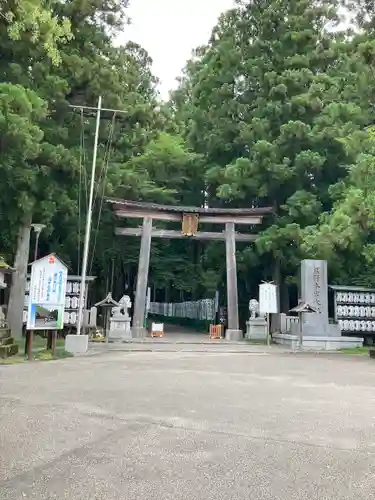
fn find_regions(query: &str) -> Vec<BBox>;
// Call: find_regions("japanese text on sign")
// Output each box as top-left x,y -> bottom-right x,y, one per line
259,283 -> 278,314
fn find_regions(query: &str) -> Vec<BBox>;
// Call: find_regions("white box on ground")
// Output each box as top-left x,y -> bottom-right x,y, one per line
65,334 -> 89,354
259,283 -> 278,314
152,323 -> 164,332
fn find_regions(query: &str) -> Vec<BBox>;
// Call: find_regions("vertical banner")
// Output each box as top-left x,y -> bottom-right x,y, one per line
144,286 -> 151,329
259,282 -> 278,346
214,290 -> 219,313
27,254 -> 68,330
259,283 -> 278,314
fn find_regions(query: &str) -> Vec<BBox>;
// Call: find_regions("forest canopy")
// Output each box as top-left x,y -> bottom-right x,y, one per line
1,0 -> 375,319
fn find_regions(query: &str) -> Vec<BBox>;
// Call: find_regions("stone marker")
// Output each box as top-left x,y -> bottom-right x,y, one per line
300,259 -> 340,337
273,259 -> 363,350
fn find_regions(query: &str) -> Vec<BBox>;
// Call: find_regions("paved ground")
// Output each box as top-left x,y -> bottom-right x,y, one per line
1,346 -> 375,499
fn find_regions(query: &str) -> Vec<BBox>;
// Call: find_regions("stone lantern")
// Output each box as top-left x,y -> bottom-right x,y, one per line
0,257 -> 13,288
0,257 -> 14,327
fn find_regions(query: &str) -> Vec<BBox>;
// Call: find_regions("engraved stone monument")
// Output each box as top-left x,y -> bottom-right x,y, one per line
273,259 -> 363,350
300,259 -> 340,337
108,295 -> 132,342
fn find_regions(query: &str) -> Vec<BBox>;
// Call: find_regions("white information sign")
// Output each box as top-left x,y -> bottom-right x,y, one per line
259,283 -> 278,314
152,323 -> 164,332
27,254 -> 68,330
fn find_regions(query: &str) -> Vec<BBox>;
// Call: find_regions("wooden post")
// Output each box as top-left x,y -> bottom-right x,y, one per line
132,217 -> 153,337
51,330 -> 57,356
27,330 -> 33,361
225,222 -> 242,340
299,312 -> 303,349
47,331 -> 52,349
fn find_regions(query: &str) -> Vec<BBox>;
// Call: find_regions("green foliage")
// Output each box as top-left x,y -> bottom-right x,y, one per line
3,0 -> 375,312
170,0 -> 375,304
1,0 -> 72,64
302,128 -> 375,285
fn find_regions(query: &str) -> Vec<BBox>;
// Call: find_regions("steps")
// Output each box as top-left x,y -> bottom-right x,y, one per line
0,327 -> 19,358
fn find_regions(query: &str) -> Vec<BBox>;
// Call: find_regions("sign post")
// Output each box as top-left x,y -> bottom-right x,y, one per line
144,286 -> 151,329
214,290 -> 219,324
26,254 -> 68,359
259,282 -> 278,346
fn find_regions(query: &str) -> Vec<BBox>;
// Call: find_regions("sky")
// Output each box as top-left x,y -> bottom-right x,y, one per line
119,0 -> 236,98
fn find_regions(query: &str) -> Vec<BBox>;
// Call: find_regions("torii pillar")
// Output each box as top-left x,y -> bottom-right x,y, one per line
225,222 -> 242,340
132,217 -> 152,337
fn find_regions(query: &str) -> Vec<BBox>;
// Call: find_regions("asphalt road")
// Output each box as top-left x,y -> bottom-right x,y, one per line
1,348 -> 375,499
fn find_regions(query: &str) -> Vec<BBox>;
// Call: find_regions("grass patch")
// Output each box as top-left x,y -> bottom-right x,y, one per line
34,349 -> 73,361
339,347 -> 370,356
15,336 -> 65,352
0,337 -> 71,365
90,336 -> 106,343
0,348 -> 73,364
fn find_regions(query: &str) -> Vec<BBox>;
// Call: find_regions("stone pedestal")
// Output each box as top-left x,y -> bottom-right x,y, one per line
0,327 -> 19,358
65,334 -> 89,354
108,315 -> 132,342
273,333 -> 363,350
225,329 -> 243,341
246,318 -> 268,341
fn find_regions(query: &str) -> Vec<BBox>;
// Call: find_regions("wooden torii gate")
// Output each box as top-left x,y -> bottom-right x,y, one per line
106,199 -> 273,340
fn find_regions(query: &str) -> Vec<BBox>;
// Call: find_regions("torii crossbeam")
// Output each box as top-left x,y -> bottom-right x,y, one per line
106,198 -> 273,340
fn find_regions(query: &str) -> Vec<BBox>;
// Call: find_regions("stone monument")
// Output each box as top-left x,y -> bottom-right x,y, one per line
108,295 -> 132,342
299,259 -> 340,337
245,299 -> 268,341
273,259 -> 363,350
0,306 -> 6,327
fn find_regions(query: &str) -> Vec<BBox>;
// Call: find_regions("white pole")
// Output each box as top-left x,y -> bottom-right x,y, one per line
76,96 -> 102,335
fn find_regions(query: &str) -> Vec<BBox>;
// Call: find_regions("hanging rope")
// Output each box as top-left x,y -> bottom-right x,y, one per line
88,112 -> 117,276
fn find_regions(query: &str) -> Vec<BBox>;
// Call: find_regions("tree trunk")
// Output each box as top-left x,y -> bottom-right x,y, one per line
280,281 -> 290,314
7,213 -> 32,339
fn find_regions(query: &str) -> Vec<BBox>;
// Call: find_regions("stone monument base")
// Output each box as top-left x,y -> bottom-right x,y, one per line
273,333 -> 363,351
246,319 -> 267,341
65,334 -> 89,354
108,317 -> 132,342
225,329 -> 243,341
290,321 -> 342,337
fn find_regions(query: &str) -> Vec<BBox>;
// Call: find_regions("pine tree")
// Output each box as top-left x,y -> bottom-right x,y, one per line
175,0 -> 367,309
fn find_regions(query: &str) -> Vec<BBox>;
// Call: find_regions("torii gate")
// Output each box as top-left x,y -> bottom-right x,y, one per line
106,199 -> 273,340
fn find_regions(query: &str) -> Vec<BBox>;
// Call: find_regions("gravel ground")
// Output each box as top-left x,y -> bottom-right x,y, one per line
1,347 -> 375,499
